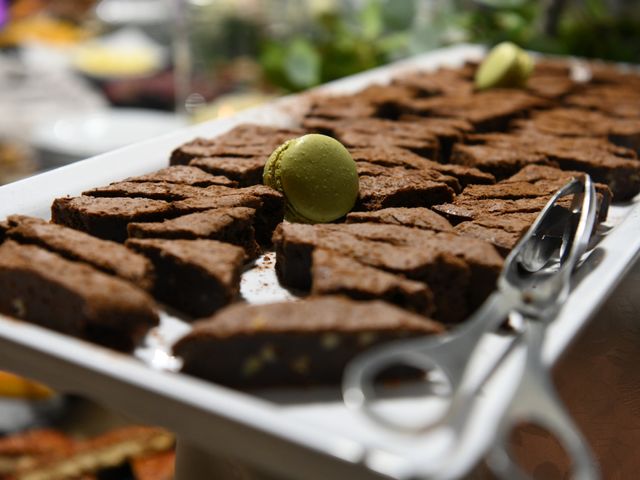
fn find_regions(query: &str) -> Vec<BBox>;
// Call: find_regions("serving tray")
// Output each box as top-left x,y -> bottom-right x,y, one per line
1,44 -> 640,479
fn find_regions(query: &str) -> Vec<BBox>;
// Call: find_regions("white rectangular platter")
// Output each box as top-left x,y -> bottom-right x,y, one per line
1,44 -> 640,479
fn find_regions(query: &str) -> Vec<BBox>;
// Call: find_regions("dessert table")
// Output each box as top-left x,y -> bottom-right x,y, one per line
1,44 -> 640,479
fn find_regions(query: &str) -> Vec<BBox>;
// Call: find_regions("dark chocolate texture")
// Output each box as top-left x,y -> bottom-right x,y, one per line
123,165 -> 237,187
311,249 -> 435,316
5,216 -> 154,290
0,240 -> 158,351
51,196 -> 175,243
173,296 -> 444,387
127,207 -> 260,259
273,222 -> 503,323
126,238 -> 245,318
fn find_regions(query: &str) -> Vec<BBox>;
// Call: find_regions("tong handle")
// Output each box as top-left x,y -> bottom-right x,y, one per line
487,320 -> 600,480
342,294 -> 511,433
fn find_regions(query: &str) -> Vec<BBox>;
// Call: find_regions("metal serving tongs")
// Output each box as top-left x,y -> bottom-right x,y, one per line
343,176 -> 600,479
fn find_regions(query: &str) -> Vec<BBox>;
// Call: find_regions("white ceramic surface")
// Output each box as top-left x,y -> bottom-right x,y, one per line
31,108 -> 186,167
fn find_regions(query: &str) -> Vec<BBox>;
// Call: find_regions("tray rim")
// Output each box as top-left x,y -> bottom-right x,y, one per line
1,43 -> 639,479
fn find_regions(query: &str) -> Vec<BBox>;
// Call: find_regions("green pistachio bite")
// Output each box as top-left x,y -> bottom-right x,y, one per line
263,134 -> 359,223
475,41 -> 533,90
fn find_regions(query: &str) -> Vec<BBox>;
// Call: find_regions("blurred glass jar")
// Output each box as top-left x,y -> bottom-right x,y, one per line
171,0 -> 268,118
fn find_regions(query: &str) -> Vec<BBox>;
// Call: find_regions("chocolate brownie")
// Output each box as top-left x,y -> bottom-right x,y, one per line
273,222 -> 503,322
311,249 -> 435,316
126,238 -> 245,318
173,296 -> 444,387
170,125 -> 305,186
346,207 -> 454,232
397,115 -> 475,161
433,196 -> 554,224
51,196 -> 175,243
127,207 -> 260,259
525,74 -> 577,99
305,84 -> 415,120
462,132 -> 640,200
5,215 -> 154,290
170,124 -> 305,164
356,164 -> 456,211
171,197 -> 278,247
304,95 -> 380,121
83,181 -> 206,202
303,117 -> 440,159
171,192 -> 262,214
513,108 -> 640,154
585,62 -> 640,85
531,59 -> 573,77
504,165 -> 612,220
451,143 -> 553,179
0,240 -> 158,351
434,165 -> 611,252
351,146 -> 495,187
458,180 -> 580,201
122,165 -> 237,187
357,160 -> 460,191
436,167 -> 611,225
187,156 -> 268,187
305,114 -> 474,163
467,131 -> 636,159
564,84 -> 640,119
453,213 -> 536,256
399,89 -> 549,131
172,185 -> 284,245
391,67 -> 474,97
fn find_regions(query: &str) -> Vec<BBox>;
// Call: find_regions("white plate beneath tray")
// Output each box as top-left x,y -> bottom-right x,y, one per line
1,44 -> 640,479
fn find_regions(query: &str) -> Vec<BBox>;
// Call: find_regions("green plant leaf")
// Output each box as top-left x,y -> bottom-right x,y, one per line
361,0 -> 383,39
284,39 -> 321,89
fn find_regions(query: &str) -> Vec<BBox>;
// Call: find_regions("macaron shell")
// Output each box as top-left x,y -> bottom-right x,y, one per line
475,42 -> 519,90
475,42 -> 532,90
514,49 -> 534,86
263,140 -> 291,192
279,134 -> 358,223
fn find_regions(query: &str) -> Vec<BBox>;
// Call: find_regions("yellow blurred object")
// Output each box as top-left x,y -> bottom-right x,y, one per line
73,46 -> 162,79
191,92 -> 277,123
0,15 -> 87,47
0,371 -> 55,400
0,141 -> 36,185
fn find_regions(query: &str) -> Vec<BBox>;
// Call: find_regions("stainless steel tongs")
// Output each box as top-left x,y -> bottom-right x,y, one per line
343,176 -> 600,479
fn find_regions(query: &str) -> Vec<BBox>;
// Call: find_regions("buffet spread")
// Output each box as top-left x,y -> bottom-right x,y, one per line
1,44 -> 640,479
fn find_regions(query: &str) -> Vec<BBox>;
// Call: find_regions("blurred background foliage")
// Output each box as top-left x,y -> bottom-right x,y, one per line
252,0 -> 640,92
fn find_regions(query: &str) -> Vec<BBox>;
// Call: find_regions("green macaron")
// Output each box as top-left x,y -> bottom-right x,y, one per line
263,134 -> 359,223
475,41 -> 533,90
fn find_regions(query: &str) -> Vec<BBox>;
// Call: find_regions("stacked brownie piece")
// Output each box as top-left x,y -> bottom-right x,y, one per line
397,88 -> 550,132
0,216 -> 158,351
272,221 -> 503,323
169,124 -> 306,186
523,60 -> 578,100
174,296 -> 444,388
126,238 -> 245,318
432,165 -> 611,254
49,166 -> 286,321
454,131 -> 640,199
565,83 -> 640,119
513,108 -> 640,155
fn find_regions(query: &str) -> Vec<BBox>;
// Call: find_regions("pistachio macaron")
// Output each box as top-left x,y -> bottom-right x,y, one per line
475,41 -> 533,90
263,134 -> 359,223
